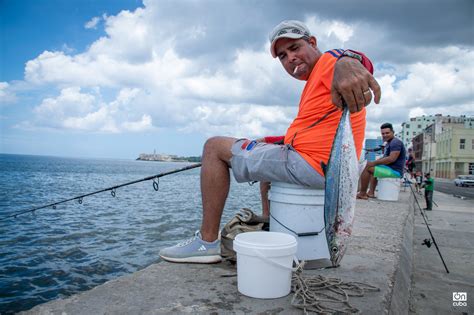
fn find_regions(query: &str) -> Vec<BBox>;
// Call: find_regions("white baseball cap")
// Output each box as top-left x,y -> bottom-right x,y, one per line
269,20 -> 311,58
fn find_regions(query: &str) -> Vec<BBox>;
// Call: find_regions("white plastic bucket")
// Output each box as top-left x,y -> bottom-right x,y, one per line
233,231 -> 297,299
268,182 -> 330,261
377,178 -> 401,201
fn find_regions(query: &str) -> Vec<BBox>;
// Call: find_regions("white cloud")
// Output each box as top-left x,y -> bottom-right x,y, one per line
15,3 -> 474,143
61,44 -> 75,54
24,48 -> 192,89
305,16 -> 354,49
363,47 -> 474,139
393,56 -> 471,109
85,16 -> 101,29
408,107 -> 426,118
28,87 -> 156,133
122,114 -> 153,132
0,82 -> 17,104
33,87 -> 98,127
63,107 -> 118,133
183,103 -> 295,138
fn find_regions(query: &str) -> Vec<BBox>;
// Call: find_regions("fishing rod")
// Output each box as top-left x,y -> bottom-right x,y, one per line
0,163 -> 202,222
407,180 -> 450,273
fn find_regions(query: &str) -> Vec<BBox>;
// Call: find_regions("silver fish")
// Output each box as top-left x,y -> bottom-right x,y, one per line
322,106 -> 359,267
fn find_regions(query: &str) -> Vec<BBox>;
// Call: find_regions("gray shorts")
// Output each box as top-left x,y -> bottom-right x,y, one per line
230,139 -> 325,188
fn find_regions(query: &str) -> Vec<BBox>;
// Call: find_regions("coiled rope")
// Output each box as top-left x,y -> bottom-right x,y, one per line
291,262 -> 380,314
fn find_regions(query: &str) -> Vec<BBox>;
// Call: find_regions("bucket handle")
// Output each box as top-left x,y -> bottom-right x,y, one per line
270,212 -> 324,237
250,249 -> 300,272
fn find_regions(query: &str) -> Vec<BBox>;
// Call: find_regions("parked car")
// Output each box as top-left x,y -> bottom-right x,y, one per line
454,175 -> 474,187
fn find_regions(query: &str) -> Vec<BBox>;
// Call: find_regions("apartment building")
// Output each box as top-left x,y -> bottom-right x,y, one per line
421,124 -> 436,174
411,133 -> 424,172
435,125 -> 474,178
400,114 -> 473,149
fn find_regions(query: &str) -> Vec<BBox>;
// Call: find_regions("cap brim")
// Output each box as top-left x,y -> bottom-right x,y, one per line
270,33 -> 305,58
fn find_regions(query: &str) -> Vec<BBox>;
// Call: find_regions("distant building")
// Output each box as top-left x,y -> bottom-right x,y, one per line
138,153 -> 177,161
436,125 -> 474,178
400,114 -> 474,149
421,124 -> 436,174
412,133 -> 424,172
137,152 -> 201,162
364,138 -> 383,162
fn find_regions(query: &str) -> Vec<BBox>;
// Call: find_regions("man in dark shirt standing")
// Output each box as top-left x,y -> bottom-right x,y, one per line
358,122 -> 406,199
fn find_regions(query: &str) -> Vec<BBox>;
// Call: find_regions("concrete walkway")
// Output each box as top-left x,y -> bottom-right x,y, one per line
409,190 -> 474,314
24,192 -> 414,314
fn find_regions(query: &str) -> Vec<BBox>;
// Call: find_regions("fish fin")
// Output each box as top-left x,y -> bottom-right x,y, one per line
321,162 -> 327,176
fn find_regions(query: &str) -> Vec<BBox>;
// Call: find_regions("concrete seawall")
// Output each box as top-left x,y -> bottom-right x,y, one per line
24,191 -> 413,314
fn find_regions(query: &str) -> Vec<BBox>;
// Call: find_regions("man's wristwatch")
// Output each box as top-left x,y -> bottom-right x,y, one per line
338,50 -> 363,63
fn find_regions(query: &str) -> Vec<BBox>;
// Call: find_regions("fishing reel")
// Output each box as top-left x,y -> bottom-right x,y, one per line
422,238 -> 432,248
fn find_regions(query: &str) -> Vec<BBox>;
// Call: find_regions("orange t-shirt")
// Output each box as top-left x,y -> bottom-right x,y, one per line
284,51 -> 366,177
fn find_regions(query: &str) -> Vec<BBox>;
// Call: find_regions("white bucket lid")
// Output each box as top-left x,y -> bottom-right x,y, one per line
234,231 -> 297,257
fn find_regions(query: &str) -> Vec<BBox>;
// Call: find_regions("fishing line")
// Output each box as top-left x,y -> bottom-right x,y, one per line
406,178 -> 449,273
0,163 -> 202,221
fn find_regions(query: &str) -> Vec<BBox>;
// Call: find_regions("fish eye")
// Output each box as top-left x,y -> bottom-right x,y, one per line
331,246 -> 338,253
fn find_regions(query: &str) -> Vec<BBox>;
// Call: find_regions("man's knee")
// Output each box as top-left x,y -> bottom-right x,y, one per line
203,136 -> 221,153
362,165 -> 374,176
203,136 -> 235,161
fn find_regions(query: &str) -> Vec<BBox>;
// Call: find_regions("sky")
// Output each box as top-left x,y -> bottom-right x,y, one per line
1,0 -> 473,159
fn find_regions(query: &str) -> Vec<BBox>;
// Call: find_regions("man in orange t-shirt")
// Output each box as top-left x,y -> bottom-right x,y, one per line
159,20 -> 380,264
283,49 -> 366,178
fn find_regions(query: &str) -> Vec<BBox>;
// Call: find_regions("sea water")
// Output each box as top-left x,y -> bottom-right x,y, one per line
0,154 -> 261,313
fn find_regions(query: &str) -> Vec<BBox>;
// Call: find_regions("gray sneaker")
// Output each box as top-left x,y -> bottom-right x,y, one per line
159,230 -> 222,263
